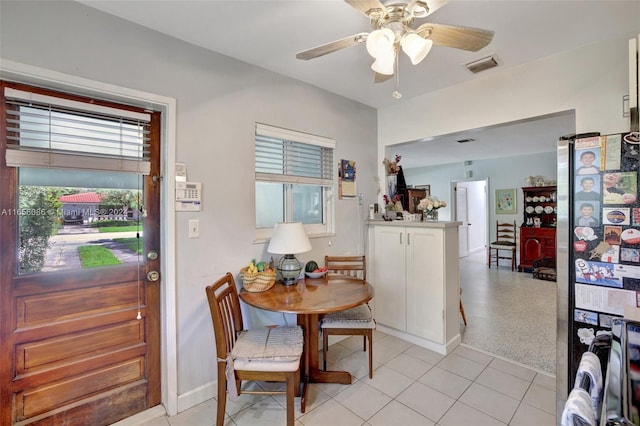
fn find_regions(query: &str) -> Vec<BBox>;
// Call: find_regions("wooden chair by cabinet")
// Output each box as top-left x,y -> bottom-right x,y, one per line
488,221 -> 517,271
320,255 -> 375,379
460,288 -> 467,325
206,273 -> 303,426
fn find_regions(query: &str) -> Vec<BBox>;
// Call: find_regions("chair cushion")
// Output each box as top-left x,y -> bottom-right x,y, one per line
321,318 -> 376,329
321,304 -> 375,329
233,357 -> 300,372
490,241 -> 515,248
232,326 -> 303,364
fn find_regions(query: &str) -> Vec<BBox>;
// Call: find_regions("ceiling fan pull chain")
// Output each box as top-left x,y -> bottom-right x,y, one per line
392,47 -> 402,99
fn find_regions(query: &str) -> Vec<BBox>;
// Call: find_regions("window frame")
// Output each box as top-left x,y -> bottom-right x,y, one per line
254,123 -> 335,241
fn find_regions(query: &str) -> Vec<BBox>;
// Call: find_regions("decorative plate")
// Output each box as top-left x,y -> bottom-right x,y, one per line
535,206 -> 544,214
525,206 -> 534,214
544,206 -> 554,214
532,196 -> 539,202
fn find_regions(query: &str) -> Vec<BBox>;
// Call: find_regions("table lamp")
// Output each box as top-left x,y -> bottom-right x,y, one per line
267,222 -> 312,286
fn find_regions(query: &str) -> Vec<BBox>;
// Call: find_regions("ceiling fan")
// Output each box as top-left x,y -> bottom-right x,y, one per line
296,0 -> 494,98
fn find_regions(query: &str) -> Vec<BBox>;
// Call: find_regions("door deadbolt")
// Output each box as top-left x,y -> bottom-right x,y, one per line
147,270 -> 160,282
147,251 -> 158,260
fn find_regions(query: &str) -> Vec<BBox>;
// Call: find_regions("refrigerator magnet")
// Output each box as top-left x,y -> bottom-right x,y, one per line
602,207 -> 631,225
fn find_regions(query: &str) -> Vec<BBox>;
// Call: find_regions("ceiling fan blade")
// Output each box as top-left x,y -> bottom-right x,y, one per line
344,0 -> 386,18
373,72 -> 393,83
416,22 -> 494,52
296,33 -> 368,60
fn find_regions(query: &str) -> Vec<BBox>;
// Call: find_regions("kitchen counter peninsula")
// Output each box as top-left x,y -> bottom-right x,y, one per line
367,220 -> 462,354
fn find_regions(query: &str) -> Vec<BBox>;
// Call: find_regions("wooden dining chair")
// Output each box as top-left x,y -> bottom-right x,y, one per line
320,255 -> 375,378
460,288 -> 467,325
488,220 -> 517,271
205,272 -> 303,426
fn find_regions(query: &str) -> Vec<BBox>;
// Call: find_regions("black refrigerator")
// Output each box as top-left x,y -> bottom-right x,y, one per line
558,131 -> 640,423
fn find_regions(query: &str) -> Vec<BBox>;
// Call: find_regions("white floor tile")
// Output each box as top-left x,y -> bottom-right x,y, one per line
453,345 -> 495,366
437,353 -> 487,381
396,381 -> 455,422
489,358 -> 538,382
533,372 -> 556,391
367,400 -> 436,426
438,401 -> 507,426
475,367 -> 532,400
510,402 -> 556,426
230,397 -> 289,426
332,380 -> 392,420
418,366 -> 472,399
361,365 -> 415,398
458,383 -> 520,423
385,353 -> 434,379
522,383 -> 556,415
297,399 -> 365,426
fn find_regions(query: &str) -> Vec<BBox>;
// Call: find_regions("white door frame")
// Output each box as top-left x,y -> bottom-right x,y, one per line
452,178 -> 489,256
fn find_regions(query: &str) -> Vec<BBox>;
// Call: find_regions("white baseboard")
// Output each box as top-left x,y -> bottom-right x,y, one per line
176,381 -> 216,413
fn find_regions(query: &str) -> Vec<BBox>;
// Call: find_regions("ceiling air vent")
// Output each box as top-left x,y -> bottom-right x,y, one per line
465,55 -> 498,74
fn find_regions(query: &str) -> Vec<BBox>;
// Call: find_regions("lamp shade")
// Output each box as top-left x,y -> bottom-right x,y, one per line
401,33 -> 432,65
267,222 -> 312,255
366,28 -> 395,59
371,50 -> 395,75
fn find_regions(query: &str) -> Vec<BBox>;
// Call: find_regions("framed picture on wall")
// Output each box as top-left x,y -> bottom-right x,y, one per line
495,188 -> 516,214
415,185 -> 430,196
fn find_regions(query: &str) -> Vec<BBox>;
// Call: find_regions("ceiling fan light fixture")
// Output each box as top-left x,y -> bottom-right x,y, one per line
411,1 -> 429,18
366,28 -> 396,59
401,33 -> 432,65
371,51 -> 395,75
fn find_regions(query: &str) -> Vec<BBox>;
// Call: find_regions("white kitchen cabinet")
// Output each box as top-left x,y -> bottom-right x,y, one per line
369,221 -> 461,354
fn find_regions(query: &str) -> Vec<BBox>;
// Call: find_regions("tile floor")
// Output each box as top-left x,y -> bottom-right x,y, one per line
126,251 -> 558,426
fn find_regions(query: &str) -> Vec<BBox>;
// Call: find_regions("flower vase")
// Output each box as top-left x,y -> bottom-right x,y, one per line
424,209 -> 438,222
386,174 -> 398,198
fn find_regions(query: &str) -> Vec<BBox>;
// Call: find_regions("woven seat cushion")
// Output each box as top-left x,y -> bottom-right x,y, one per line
232,326 -> 303,365
321,318 -> 376,329
321,304 -> 375,329
233,357 -> 300,372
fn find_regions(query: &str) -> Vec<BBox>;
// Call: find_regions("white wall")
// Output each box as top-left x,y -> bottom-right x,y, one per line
404,151 -> 557,228
378,36 -> 633,146
0,0 -> 378,411
377,35 -> 636,207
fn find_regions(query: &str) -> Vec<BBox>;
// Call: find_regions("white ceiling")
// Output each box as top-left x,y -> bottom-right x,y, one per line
76,0 -> 639,167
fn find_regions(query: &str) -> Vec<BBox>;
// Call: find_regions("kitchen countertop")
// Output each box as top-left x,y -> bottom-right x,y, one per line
367,220 -> 462,228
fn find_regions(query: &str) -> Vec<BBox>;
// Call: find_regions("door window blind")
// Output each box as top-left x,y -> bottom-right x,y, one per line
4,86 -> 151,174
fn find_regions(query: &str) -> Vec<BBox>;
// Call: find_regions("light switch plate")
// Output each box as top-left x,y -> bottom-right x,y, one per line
189,219 -> 199,238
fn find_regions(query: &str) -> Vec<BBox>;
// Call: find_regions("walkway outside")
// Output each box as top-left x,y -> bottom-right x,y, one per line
43,224 -> 139,272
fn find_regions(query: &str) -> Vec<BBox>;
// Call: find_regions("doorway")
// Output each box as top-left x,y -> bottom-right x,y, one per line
0,81 -> 162,424
454,179 -> 488,257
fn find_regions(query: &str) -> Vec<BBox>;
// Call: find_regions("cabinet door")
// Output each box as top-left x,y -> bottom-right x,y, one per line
372,226 -> 406,331
406,227 -> 444,343
522,237 -> 543,265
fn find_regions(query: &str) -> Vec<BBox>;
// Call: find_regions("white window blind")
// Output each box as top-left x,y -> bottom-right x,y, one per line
255,123 -> 334,186
4,87 -> 151,174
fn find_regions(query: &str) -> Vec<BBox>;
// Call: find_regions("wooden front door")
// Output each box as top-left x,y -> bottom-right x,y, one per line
0,82 -> 162,425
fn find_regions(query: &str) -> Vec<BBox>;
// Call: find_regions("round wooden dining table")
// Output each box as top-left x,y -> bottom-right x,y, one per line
239,276 -> 373,412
